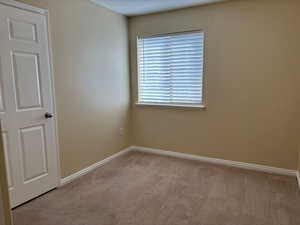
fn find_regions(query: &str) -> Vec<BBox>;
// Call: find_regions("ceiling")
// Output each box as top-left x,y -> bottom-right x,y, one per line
91,0 -> 226,16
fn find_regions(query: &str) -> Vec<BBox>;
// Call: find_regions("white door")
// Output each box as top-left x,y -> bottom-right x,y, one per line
0,3 -> 59,208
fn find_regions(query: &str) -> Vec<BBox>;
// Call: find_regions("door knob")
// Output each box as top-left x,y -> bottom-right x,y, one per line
45,112 -> 54,119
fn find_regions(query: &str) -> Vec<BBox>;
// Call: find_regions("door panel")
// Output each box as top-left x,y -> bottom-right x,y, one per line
0,3 -> 59,207
8,19 -> 37,43
12,52 -> 42,110
19,125 -> 48,183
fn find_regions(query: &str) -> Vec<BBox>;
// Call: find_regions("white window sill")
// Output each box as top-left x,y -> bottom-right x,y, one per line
135,102 -> 206,109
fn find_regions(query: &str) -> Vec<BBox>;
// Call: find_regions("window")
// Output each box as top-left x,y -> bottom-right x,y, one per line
137,31 -> 205,108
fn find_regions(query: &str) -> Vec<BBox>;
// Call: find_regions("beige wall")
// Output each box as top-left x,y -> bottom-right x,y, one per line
129,0 -> 300,170
13,0 -> 300,176
17,0 -> 130,177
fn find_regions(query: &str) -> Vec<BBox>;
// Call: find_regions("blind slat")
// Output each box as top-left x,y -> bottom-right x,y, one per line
138,32 -> 204,105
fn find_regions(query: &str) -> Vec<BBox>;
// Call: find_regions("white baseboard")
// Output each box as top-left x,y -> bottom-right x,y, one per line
60,147 -> 131,186
297,172 -> 300,191
60,145 -> 297,187
129,146 -> 297,177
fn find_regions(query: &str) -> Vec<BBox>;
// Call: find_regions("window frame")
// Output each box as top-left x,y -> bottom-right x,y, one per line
136,30 -> 206,109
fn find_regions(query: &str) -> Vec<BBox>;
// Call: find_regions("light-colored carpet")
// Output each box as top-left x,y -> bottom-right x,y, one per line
13,151 -> 300,225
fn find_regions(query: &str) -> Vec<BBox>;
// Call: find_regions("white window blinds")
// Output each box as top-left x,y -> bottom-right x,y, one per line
137,31 -> 204,107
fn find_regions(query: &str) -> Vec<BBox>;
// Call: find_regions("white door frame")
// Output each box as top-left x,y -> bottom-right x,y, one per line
0,124 -> 12,225
0,0 -> 61,188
